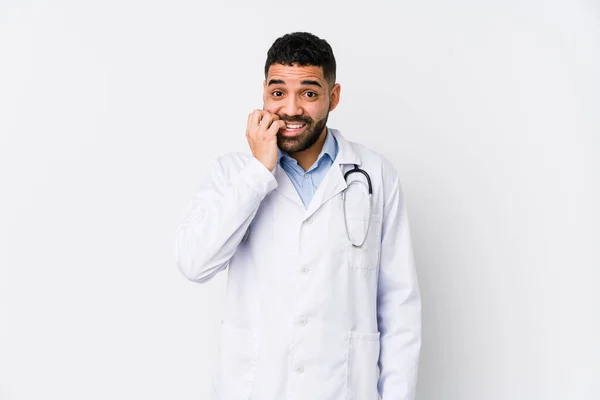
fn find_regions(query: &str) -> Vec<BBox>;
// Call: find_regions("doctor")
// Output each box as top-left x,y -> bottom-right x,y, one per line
173,32 -> 421,400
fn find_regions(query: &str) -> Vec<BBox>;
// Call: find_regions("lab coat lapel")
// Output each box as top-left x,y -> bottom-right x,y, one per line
305,129 -> 361,218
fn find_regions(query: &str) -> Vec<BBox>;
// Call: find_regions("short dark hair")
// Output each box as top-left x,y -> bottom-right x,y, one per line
264,32 -> 336,87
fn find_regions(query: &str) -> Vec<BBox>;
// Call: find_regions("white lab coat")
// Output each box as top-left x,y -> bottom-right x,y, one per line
173,128 -> 421,400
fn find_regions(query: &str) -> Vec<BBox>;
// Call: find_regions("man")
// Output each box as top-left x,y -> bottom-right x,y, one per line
172,32 -> 421,400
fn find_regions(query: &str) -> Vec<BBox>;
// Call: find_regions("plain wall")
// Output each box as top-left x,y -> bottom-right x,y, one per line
1,0 -> 598,399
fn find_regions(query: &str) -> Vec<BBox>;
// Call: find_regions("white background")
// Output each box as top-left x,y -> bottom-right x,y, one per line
1,0 -> 599,399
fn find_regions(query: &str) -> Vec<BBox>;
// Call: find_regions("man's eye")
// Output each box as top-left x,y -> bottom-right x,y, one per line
272,91 -> 284,97
305,92 -> 317,98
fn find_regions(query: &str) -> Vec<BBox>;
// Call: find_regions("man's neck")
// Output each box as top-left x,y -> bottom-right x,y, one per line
287,127 -> 327,172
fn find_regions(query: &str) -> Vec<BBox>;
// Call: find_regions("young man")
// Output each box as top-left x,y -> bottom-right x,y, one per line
173,32 -> 421,400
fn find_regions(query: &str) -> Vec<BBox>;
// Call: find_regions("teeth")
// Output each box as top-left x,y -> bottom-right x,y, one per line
286,124 -> 305,129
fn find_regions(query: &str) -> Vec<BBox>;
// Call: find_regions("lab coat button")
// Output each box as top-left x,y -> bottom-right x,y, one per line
298,316 -> 307,325
296,366 -> 304,374
299,267 -> 309,273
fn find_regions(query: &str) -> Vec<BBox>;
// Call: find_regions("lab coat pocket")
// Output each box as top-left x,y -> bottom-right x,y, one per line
346,218 -> 382,270
215,322 -> 259,400
346,330 -> 381,400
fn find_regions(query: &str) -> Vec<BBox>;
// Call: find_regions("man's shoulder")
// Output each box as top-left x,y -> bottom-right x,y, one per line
337,132 -> 404,206
342,136 -> 399,181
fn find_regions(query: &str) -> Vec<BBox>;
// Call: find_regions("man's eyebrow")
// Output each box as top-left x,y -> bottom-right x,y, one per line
300,80 -> 323,88
267,79 -> 285,86
267,79 -> 323,88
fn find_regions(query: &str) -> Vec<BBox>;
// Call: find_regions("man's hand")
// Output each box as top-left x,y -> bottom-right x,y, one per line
246,110 -> 286,172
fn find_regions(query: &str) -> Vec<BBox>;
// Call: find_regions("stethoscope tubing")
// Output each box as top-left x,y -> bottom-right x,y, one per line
342,164 -> 373,248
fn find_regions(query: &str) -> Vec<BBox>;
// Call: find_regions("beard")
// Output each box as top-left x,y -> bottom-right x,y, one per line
276,111 -> 329,154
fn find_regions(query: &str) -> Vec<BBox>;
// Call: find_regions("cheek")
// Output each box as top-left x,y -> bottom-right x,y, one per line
262,97 -> 278,111
308,104 -> 329,121
262,103 -> 277,113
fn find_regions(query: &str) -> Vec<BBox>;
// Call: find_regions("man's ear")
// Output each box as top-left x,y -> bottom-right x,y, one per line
329,83 -> 341,111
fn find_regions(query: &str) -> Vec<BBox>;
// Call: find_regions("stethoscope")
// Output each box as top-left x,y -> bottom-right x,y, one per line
341,164 -> 373,248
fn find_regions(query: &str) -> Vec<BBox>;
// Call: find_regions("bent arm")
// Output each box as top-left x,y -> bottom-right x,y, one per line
377,176 -> 422,399
172,155 -> 277,283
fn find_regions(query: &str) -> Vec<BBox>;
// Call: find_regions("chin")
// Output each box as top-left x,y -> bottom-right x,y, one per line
277,140 -> 305,154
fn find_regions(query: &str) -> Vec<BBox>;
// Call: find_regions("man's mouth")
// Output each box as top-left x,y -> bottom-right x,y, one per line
280,122 -> 308,136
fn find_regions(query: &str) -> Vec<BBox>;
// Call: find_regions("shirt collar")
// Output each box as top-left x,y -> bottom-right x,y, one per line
278,127 -> 338,170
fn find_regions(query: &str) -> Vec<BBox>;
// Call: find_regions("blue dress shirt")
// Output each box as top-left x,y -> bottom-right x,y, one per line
277,128 -> 339,209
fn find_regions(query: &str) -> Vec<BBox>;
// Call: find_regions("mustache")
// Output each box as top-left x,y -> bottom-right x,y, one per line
278,115 -> 312,124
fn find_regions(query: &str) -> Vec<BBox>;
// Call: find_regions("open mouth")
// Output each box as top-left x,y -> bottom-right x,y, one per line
280,122 -> 308,136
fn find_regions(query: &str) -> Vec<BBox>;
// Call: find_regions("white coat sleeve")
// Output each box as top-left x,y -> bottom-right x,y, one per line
377,174 -> 422,400
172,155 -> 278,283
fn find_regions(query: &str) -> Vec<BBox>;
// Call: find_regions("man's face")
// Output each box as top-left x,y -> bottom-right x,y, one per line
263,63 -> 340,154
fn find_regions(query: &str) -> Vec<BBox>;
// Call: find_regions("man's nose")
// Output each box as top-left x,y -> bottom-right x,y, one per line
281,96 -> 303,116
